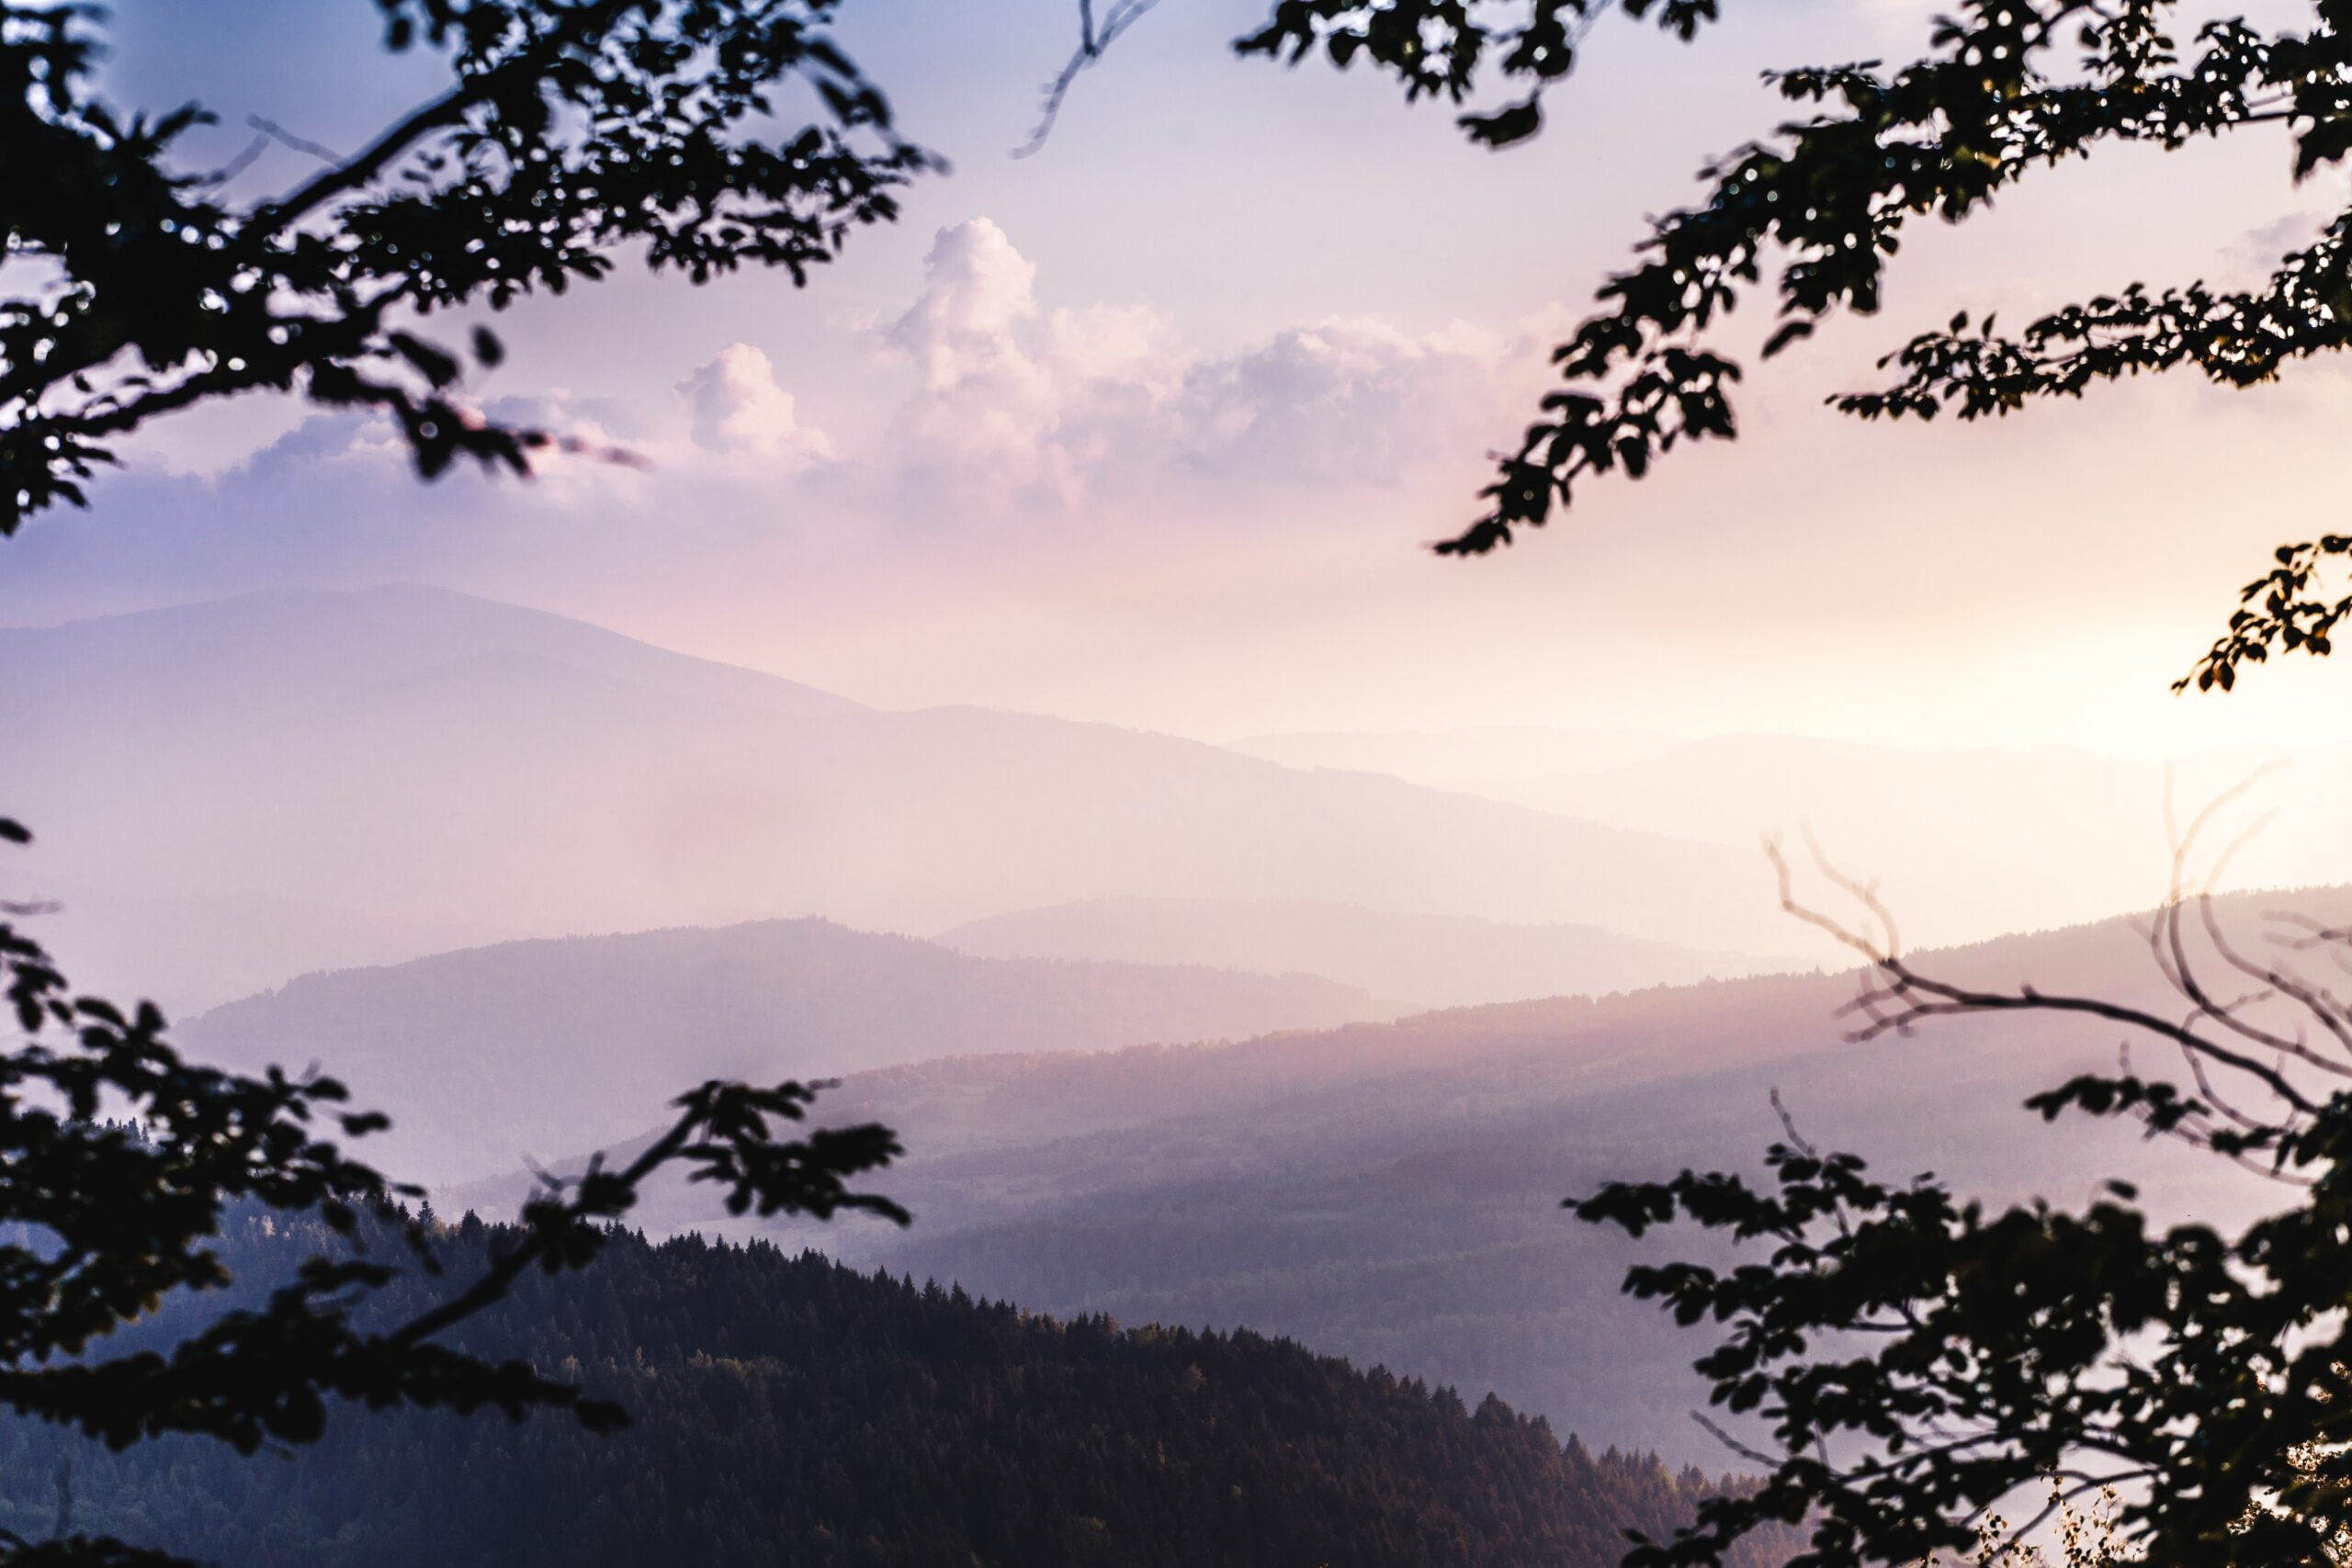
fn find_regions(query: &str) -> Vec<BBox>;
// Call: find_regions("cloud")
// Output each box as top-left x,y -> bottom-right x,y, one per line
677,344 -> 836,467
881,219 -> 1182,502
876,218 -> 1544,508
886,219 -> 1045,391
10,218 -> 1566,629
1170,318 -> 1525,485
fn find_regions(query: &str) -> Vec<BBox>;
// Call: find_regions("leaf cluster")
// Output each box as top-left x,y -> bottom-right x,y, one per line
1565,837 -> 2352,1568
0,818 -> 902,1568
2177,535 -> 2352,694
0,0 -> 934,532
1240,0 -> 2352,684
1237,0 -> 1723,146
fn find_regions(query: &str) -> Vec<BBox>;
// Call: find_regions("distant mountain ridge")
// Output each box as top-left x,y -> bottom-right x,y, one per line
0,582 -> 861,727
182,915 -> 1411,1184
941,897 -> 1768,1009
1227,727 -> 1684,786
3,585 -> 1804,1012
1232,728 -> 2352,951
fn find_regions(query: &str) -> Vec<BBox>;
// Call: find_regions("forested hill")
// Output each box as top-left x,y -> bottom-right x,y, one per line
0,1219 -> 1789,1568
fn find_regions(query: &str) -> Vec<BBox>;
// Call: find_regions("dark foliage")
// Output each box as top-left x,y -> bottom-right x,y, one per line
0,0 -> 933,533
3,9 -> 933,1561
0,824 -> 902,1568
1238,0 -> 2352,688
0,1216 -> 1795,1568
1558,828 -> 2352,1568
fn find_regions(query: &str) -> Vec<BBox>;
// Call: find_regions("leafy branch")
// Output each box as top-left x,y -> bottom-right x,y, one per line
0,816 -> 902,1568
0,0 -> 938,533
1238,0 -> 2352,688
1566,793 -> 2352,1568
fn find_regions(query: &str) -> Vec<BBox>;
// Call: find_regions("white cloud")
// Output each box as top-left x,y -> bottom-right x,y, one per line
676,344 -> 836,468
876,218 -> 1548,508
82,221 -> 1562,570
1170,317 -> 1527,485
887,220 -> 1044,391
880,219 -> 1182,502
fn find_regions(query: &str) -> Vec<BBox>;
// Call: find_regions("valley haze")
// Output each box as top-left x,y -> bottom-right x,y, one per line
14,586 -> 2341,1468
16,5 -> 2352,1564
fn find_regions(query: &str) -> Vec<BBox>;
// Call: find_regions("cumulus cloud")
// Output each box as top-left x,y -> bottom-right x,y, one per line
197,220 -> 1549,530
40,217 -> 1561,623
876,218 -> 1551,508
677,344 -> 835,467
1170,318 -> 1524,485
880,220 -> 1182,502
887,220 -> 1046,391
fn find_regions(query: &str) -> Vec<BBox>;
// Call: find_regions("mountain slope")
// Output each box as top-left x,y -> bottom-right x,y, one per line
181,917 -> 1410,1184
469,886 -> 2352,1462
940,897 -> 1767,1008
3,585 -> 1804,1011
0,581 -> 860,730
7,1221 -> 1794,1568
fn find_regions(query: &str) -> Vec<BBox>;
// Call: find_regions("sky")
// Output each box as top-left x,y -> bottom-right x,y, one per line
8,0 -> 2352,755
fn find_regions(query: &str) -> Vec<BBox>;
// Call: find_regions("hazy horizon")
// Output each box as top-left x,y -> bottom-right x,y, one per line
14,577 -> 2352,764
15,4 -> 2352,1552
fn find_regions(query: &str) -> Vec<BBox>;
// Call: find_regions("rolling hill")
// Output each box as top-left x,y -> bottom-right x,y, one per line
1236,729 -> 2352,952
179,917 -> 1412,1185
939,897 -> 1767,1009
1227,728 -> 1685,788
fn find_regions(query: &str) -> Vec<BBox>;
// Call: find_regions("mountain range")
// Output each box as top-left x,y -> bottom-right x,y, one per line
448,886 -> 2352,1462
1235,728 -> 2352,951
2,586 -> 1800,1013
18,586 -> 2339,1019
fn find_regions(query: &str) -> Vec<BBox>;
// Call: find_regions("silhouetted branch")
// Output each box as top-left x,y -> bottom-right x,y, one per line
244,116 -> 346,168
1771,773 -> 2352,1183
1013,0 -> 1162,157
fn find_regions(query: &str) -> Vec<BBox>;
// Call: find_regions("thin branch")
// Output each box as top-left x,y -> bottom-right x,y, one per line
1012,0 -> 1161,158
1690,1409 -> 1780,1468
380,1099 -> 702,1351
1768,837 -> 2325,1119
245,116 -> 348,168
252,0 -> 636,235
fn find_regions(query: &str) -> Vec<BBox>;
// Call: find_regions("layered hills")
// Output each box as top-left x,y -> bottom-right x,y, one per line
453,886 -> 2352,1461
1,586 -> 1800,1014
1235,728 -> 2352,951
180,917 -> 1412,1185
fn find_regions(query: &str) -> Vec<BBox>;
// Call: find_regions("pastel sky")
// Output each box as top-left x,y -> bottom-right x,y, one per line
11,0 -> 2352,753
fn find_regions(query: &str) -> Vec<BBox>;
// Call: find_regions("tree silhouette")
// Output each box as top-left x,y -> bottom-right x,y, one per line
1,0 -> 932,530
1563,800 -> 2352,1568
1238,0 -> 2352,689
0,5 -> 925,1562
0,818 -> 903,1567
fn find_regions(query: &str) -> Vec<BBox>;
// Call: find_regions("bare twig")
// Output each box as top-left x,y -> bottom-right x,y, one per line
1766,790 -> 2331,1125
1012,0 -> 1162,157
246,116 -> 349,168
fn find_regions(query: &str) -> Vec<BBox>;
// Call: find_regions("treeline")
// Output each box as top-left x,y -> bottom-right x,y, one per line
0,1213 -> 1794,1568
